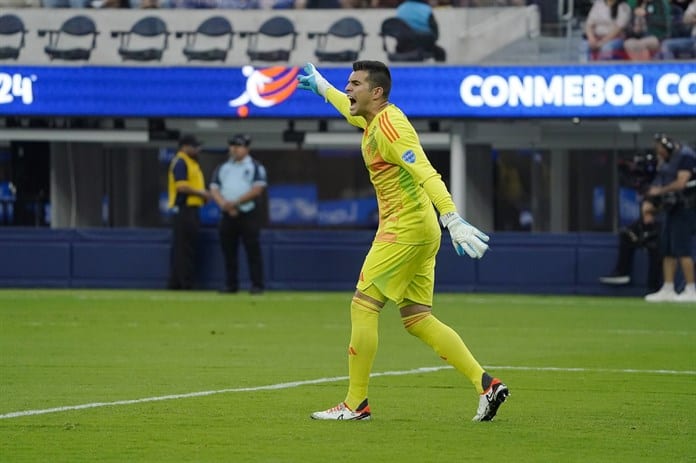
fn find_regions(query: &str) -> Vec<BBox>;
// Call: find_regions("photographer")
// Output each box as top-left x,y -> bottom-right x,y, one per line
601,151 -> 661,291
644,134 -> 696,302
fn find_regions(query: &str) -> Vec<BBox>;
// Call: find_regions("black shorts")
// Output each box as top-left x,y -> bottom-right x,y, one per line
660,208 -> 696,257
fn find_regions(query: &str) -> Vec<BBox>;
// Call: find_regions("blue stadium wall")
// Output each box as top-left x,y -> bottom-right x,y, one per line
0,229 -> 657,296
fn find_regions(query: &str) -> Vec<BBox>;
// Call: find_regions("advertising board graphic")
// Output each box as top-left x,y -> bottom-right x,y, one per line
0,63 -> 694,118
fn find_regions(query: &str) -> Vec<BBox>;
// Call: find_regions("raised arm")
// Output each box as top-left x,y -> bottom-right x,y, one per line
297,63 -> 366,129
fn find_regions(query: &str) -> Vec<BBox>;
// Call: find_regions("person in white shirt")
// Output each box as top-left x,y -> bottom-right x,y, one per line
584,0 -> 632,59
209,134 -> 268,294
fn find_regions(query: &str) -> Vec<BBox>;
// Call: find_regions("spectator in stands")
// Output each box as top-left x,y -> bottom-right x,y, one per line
42,0 -> 87,6
295,0 -> 346,8
3,0 -> 41,6
91,0 -> 131,7
168,0 -> 210,7
575,0 -> 596,17
370,0 -> 402,7
584,0 -> 632,60
666,0 -> 691,37
624,0 -> 671,60
259,0 -> 295,7
167,134 -> 211,291
395,0 -> 447,61
660,0 -> 696,59
455,0 -> 528,5
600,199 -> 662,292
170,0 -> 260,8
397,0 -> 437,33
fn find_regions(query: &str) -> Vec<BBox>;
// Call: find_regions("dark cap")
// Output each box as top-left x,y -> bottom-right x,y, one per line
179,134 -> 201,148
228,134 -> 251,147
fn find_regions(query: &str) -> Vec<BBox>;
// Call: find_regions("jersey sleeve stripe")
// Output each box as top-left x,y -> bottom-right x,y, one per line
379,113 -> 400,143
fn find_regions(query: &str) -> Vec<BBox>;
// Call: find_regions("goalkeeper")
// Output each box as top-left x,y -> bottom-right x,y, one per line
298,61 -> 509,422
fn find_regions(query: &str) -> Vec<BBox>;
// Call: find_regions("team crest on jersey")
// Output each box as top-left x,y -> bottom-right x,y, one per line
401,150 -> 416,164
364,135 -> 378,163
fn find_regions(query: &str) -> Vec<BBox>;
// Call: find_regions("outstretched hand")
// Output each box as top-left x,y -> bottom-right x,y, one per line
296,63 -> 331,98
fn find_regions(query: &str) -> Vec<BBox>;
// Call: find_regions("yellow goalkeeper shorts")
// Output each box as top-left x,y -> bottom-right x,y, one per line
356,239 -> 440,307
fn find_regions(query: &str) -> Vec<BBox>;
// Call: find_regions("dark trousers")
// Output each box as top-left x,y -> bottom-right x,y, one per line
168,206 -> 200,290
614,221 -> 662,292
219,210 -> 264,291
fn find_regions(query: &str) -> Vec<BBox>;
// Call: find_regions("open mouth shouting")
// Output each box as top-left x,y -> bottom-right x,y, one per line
348,94 -> 356,109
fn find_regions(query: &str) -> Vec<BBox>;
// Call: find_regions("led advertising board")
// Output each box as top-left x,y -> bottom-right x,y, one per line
0,63 -> 694,118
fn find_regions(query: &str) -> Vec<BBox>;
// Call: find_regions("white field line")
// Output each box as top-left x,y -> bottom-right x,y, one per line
1,364 -> 695,420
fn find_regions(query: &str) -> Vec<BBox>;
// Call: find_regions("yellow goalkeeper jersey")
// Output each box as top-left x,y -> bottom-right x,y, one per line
327,88 -> 456,245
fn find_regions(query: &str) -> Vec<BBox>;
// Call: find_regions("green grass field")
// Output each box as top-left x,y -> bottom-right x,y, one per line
1,290 -> 694,462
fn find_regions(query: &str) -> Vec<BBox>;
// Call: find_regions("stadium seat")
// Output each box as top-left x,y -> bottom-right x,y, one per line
308,16 -> 366,63
379,17 -> 435,62
241,16 -> 297,63
0,14 -> 27,61
176,16 -> 234,63
38,15 -> 98,61
112,16 -> 170,62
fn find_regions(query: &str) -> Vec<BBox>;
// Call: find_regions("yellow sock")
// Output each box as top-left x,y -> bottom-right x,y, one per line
345,296 -> 380,410
403,312 -> 485,393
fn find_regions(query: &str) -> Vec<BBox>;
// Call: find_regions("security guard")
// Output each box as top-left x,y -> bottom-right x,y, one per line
210,134 -> 267,294
167,134 -> 210,290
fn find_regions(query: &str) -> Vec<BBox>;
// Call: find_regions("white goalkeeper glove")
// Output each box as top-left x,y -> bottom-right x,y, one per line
440,212 -> 490,259
296,63 -> 332,99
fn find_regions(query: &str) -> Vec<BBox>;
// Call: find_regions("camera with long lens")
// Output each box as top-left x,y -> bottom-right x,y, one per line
618,152 -> 657,194
651,179 -> 696,212
645,150 -> 696,211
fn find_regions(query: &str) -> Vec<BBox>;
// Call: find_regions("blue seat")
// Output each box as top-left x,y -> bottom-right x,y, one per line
176,16 -> 234,62
38,15 -> 98,61
0,14 -> 27,61
242,16 -> 297,63
309,16 -> 366,63
112,16 -> 170,62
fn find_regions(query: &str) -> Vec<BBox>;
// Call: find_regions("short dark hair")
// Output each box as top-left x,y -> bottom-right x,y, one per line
353,60 -> 391,100
178,134 -> 201,148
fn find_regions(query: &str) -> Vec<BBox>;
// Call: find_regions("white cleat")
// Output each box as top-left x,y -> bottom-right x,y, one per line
644,287 -> 678,302
473,379 -> 509,422
599,274 -> 631,285
674,289 -> 696,303
310,399 -> 371,421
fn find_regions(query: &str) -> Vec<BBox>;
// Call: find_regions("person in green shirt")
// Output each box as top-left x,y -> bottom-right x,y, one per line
624,0 -> 671,60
